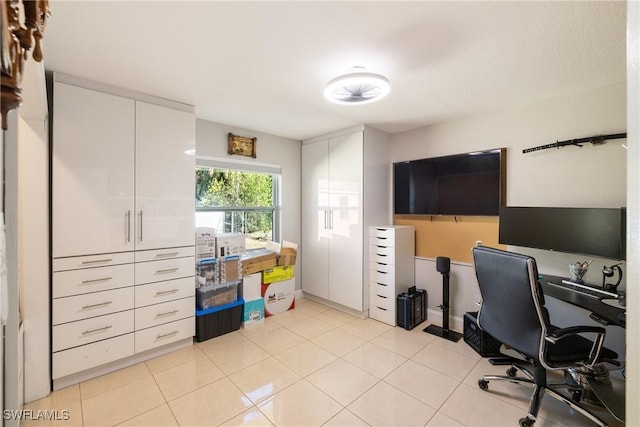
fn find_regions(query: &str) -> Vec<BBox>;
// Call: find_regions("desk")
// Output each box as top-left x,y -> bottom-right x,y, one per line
540,274 -> 626,422
540,274 -> 625,328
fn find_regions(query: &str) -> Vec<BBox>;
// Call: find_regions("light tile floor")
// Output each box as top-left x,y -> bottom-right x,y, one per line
22,298 -> 624,427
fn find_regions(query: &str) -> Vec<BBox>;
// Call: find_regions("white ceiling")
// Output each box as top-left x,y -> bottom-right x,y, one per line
42,1 -> 626,141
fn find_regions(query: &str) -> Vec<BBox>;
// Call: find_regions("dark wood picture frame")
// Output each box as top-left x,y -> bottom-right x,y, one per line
228,132 -> 257,158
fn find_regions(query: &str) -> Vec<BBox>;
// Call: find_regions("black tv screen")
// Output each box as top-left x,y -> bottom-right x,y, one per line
499,207 -> 626,260
394,149 -> 505,216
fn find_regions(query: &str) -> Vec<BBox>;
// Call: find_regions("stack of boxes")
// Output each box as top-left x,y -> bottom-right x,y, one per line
194,230 -> 245,342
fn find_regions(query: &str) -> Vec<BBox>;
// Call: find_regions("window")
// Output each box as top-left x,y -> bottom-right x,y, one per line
195,157 -> 280,249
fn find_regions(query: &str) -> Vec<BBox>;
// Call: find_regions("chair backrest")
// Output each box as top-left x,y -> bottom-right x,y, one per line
472,246 -> 549,363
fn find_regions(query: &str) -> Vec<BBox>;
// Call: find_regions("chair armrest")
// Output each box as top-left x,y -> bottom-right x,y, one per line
545,325 -> 606,343
545,325 -> 607,368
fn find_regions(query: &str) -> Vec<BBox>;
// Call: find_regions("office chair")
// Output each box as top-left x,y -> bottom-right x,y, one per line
472,246 -> 618,427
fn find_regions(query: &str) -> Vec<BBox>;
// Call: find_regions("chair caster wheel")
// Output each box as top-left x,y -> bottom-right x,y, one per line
571,389 -> 582,402
519,417 -> 535,427
478,379 -> 489,391
507,367 -> 518,377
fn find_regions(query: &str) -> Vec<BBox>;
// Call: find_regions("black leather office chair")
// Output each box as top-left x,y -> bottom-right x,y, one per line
472,246 -> 618,427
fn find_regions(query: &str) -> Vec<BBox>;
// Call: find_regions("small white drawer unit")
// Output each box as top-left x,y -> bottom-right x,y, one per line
368,226 -> 415,326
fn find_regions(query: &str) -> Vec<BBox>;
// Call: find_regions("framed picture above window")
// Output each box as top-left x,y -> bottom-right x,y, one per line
228,133 -> 257,158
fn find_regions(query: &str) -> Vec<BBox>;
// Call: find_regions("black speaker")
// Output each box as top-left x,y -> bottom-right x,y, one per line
436,256 -> 450,274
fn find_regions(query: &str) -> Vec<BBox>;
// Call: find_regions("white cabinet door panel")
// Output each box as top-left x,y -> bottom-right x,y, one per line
135,102 -> 195,251
52,82 -> 135,258
328,132 -> 363,310
301,140 -> 330,300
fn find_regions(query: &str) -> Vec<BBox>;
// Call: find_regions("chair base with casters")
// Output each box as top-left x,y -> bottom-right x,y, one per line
478,361 -> 612,427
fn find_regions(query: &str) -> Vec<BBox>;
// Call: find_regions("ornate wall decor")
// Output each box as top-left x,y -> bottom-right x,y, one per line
1,0 -> 50,130
228,132 -> 257,158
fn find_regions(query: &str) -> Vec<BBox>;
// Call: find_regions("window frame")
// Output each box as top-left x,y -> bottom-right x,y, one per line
195,155 -> 281,244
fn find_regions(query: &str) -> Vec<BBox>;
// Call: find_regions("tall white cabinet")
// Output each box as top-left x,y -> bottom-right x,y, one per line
369,226 -> 415,326
51,74 -> 195,388
301,126 -> 390,313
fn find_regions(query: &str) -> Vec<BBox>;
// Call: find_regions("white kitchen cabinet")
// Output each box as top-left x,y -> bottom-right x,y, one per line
301,126 -> 390,313
368,226 -> 415,325
50,74 -> 195,388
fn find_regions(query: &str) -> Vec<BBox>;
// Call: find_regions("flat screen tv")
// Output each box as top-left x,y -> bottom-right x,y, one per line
394,149 -> 505,216
499,206 -> 626,260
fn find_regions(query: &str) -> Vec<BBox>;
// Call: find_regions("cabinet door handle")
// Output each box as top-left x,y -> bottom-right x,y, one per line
156,330 -> 179,339
155,252 -> 179,258
126,210 -> 131,243
82,325 -> 112,335
323,210 -> 328,229
138,210 -> 143,242
156,268 -> 179,275
81,258 -> 112,265
155,288 -> 179,296
329,210 -> 333,229
81,301 -> 112,310
81,277 -> 113,284
156,310 -> 179,318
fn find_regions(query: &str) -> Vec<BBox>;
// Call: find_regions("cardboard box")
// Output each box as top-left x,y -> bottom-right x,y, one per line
261,278 -> 295,317
215,233 -> 246,257
242,272 -> 262,301
196,258 -> 219,287
196,280 -> 240,310
262,265 -> 294,284
266,240 -> 298,266
241,249 -> 277,275
196,228 -> 216,260
242,297 -> 265,327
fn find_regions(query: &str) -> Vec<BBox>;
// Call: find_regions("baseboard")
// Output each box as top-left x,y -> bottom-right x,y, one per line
299,292 -> 367,318
426,308 -> 465,334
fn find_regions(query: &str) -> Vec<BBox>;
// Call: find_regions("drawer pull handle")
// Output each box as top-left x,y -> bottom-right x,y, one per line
82,325 -> 112,335
155,288 -> 179,296
81,301 -> 113,310
377,306 -> 388,311
81,277 -> 113,284
376,262 -> 388,266
377,270 -> 387,274
156,330 -> 179,339
376,254 -> 388,257
81,258 -> 113,265
156,268 -> 179,274
156,310 -> 179,318
155,252 -> 180,258
377,294 -> 387,299
376,282 -> 388,286
376,237 -> 388,240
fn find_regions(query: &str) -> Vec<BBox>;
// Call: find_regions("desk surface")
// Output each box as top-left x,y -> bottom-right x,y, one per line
540,274 -> 626,328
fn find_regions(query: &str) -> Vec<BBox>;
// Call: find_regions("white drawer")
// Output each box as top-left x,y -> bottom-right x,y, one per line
134,317 -> 194,354
135,246 -> 195,263
369,252 -> 395,265
370,261 -> 395,275
369,245 -> 395,257
52,333 -> 134,379
53,287 -> 134,325
135,277 -> 194,307
369,227 -> 396,240
53,263 -> 134,298
370,281 -> 395,299
369,289 -> 394,309
135,256 -> 195,285
135,296 -> 194,330
53,252 -> 134,272
369,304 -> 395,326
53,310 -> 134,352
370,269 -> 394,286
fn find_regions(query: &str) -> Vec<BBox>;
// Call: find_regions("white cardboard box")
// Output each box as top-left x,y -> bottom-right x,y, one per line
261,278 -> 295,317
215,233 -> 246,257
242,272 -> 262,301
196,228 -> 216,260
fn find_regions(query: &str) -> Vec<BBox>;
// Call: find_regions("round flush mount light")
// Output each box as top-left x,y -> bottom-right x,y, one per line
324,68 -> 390,105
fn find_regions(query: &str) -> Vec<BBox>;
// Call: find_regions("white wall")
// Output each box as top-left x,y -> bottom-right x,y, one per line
195,120 -> 302,289
390,83 -> 627,338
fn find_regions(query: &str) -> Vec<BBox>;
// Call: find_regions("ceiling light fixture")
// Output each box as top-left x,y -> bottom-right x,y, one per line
324,67 -> 390,105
